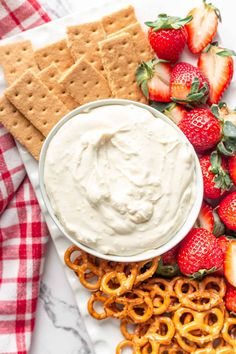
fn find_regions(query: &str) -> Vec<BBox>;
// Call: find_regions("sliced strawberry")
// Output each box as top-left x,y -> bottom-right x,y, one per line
186,1 -> 221,54
198,202 -> 225,236
136,59 -> 172,102
228,155 -> 236,186
225,283 -> 236,314
198,201 -> 214,232
163,103 -> 186,125
224,240 -> 236,287
198,44 -> 235,105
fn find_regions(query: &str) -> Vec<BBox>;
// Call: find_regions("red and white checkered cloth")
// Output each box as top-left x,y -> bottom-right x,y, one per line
0,1 -> 50,353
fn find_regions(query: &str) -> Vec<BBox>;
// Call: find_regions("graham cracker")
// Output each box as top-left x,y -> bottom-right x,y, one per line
109,22 -> 154,62
0,40 -> 38,86
99,33 -> 146,103
34,39 -> 74,72
59,58 -> 112,105
38,64 -> 78,111
102,6 -> 137,35
5,70 -> 69,137
0,96 -> 44,160
67,21 -> 105,72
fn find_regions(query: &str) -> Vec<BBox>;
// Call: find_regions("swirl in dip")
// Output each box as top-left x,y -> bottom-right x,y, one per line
44,104 -> 196,256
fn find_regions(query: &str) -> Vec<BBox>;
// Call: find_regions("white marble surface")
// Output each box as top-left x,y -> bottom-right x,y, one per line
30,241 -> 92,354
30,1 -> 103,353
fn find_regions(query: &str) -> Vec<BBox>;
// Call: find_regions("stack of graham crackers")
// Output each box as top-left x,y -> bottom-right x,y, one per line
0,6 -> 154,160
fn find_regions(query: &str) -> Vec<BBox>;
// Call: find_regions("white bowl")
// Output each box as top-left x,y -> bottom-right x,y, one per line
39,99 -> 203,262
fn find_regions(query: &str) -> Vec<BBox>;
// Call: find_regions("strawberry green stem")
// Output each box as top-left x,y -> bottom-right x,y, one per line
210,151 -> 233,191
145,14 -> 192,31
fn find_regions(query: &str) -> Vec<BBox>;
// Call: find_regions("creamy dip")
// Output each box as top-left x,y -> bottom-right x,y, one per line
44,104 -> 196,256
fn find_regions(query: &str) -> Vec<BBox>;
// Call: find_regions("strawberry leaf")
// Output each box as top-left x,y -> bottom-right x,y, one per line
217,140 -> 236,156
223,121 -> 236,138
145,14 -> 192,31
136,60 -> 154,99
210,151 -> 233,191
218,102 -> 227,109
156,258 -> 180,278
141,81 -> 149,98
217,49 -> 236,57
212,209 -> 225,236
217,121 -> 236,156
150,101 -> 174,112
172,79 -> 209,108
211,104 -> 223,121
190,267 -> 216,279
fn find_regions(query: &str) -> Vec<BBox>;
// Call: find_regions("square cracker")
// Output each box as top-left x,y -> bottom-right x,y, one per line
0,96 -> 44,160
59,58 -> 112,105
67,21 -> 105,72
34,39 -> 74,72
99,33 -> 146,103
5,70 -> 69,137
0,40 -> 38,86
109,22 -> 154,62
102,6 -> 137,34
38,64 -> 78,111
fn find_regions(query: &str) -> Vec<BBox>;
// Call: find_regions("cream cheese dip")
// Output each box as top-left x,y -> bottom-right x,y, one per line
44,104 -> 196,256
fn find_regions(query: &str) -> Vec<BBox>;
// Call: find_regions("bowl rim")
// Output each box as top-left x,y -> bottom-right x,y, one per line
39,98 -> 203,262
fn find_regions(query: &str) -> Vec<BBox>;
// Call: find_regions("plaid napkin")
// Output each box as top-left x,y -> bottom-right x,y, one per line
0,1 -> 50,353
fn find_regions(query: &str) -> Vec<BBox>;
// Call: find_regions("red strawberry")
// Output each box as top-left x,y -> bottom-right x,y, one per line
198,202 -> 225,236
163,103 -> 186,125
136,59 -> 172,102
162,244 -> 179,265
228,155 -> 236,186
218,191 -> 236,231
145,14 -> 192,63
224,240 -> 236,287
198,44 -> 235,105
186,1 -> 221,54
198,201 -> 214,232
170,62 -> 209,107
178,108 -> 221,153
225,284 -> 236,313
199,152 -> 232,200
217,235 -> 231,255
177,228 -> 223,278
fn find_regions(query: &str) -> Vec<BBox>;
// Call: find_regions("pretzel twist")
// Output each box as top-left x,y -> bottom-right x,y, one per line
199,276 -> 227,298
222,317 -> 236,347
173,307 -> 224,344
87,291 -> 108,320
100,263 -> 138,296
180,290 -> 222,311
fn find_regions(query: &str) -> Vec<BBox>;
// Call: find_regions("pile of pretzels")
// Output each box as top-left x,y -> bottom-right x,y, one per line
64,245 -> 236,353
